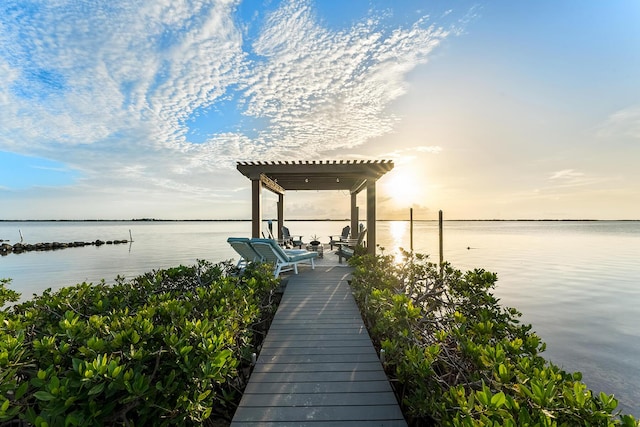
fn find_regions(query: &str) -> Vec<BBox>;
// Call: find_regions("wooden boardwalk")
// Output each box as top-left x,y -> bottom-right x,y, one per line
231,263 -> 407,426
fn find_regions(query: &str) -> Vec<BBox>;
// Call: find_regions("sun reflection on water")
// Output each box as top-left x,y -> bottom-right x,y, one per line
388,221 -> 408,264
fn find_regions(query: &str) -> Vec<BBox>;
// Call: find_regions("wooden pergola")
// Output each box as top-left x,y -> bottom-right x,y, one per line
237,160 -> 394,254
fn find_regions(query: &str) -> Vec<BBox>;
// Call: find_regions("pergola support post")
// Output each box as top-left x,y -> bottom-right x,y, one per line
251,179 -> 262,238
366,181 -> 376,254
350,194 -> 358,238
277,195 -> 284,241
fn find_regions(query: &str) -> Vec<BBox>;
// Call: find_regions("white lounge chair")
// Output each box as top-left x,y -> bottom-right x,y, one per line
250,238 -> 318,277
227,237 -> 263,270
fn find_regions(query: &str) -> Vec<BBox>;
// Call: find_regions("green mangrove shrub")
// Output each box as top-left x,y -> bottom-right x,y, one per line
0,260 -> 280,426
349,250 -> 638,427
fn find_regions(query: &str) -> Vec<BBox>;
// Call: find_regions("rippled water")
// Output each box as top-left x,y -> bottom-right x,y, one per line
1,220 -> 639,415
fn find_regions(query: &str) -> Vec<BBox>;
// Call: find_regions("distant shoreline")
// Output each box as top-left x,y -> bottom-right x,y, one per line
1,218 -> 638,222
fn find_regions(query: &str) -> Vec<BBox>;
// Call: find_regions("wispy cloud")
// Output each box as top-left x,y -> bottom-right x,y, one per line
595,105 -> 640,140
30,165 -> 74,173
549,169 -> 585,181
0,0 -> 453,197
547,169 -> 616,190
416,145 -> 443,154
380,145 -> 443,164
239,3 -> 448,160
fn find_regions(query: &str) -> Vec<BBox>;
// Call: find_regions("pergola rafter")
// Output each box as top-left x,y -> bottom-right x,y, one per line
237,160 -> 394,253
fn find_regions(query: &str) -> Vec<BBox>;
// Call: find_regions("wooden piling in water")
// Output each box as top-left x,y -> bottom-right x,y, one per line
410,207 -> 413,251
439,210 -> 444,277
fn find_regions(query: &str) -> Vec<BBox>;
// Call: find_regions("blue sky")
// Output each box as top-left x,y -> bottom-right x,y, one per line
1,0 -> 639,220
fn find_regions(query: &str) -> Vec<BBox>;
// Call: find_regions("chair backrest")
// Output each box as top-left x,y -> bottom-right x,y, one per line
250,238 -> 289,263
282,226 -> 291,239
227,237 -> 262,262
356,228 -> 367,245
341,226 -> 351,239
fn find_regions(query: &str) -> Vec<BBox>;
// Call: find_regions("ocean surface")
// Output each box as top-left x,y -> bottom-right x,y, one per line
1,220 -> 639,416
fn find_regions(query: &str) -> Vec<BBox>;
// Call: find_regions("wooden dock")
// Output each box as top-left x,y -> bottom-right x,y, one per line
231,263 -> 407,426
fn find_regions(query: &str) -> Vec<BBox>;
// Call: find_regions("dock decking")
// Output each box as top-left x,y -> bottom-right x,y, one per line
231,263 -> 407,426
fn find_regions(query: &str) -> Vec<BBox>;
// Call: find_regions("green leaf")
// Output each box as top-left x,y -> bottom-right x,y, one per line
111,365 -> 123,378
573,382 -> 586,406
498,363 -> 509,382
34,391 -> 56,401
620,414 -> 638,427
15,381 -> 29,400
49,376 -> 60,390
202,406 -> 212,420
491,391 -> 506,409
88,382 -> 105,396
475,387 -> 490,407
531,381 -> 545,404
198,390 -> 211,402
64,413 -> 82,427
72,358 -> 82,374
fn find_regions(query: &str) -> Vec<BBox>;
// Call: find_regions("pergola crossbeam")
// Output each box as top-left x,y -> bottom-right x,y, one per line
260,173 -> 284,195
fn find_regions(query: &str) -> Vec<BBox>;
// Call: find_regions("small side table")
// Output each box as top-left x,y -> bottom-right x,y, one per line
306,243 -> 324,258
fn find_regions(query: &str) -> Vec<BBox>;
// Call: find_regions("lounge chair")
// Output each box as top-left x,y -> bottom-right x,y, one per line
336,227 -> 366,263
329,225 -> 350,250
227,237 -> 263,270
250,238 -> 318,277
282,226 -> 304,248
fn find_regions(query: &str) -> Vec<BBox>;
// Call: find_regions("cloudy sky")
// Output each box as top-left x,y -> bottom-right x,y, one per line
1,0 -> 638,220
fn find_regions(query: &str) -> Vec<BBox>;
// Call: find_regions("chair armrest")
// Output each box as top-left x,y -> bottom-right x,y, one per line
336,239 -> 359,246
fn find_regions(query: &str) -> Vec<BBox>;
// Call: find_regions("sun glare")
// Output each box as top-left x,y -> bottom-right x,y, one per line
383,170 -> 422,206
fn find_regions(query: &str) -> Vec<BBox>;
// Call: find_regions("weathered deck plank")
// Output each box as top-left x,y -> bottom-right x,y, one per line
243,380 -> 393,394
234,405 -> 405,422
231,264 -> 407,426
232,421 -> 407,427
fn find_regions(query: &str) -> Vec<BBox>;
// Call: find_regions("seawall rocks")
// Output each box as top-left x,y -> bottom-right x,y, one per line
0,239 -> 129,256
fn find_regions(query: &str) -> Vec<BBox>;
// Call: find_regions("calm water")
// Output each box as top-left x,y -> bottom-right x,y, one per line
1,220 -> 639,415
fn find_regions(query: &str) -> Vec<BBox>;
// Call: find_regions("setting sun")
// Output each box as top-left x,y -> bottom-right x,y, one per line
382,170 -> 424,206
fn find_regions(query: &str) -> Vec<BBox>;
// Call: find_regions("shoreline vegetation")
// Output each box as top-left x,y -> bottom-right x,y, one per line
0,261 -> 283,426
2,252 -> 639,425
347,250 -> 639,426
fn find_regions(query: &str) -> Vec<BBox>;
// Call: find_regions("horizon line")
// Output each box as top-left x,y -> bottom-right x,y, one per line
1,218 -> 639,222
